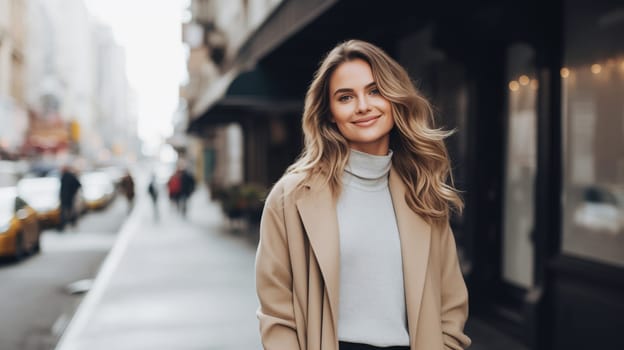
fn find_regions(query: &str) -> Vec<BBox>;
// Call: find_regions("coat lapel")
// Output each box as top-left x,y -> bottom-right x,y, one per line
295,175 -> 340,332
389,169 -> 431,345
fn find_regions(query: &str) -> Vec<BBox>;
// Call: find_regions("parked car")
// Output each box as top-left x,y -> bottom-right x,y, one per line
574,185 -> 624,234
17,177 -> 61,229
0,187 -> 41,260
0,160 -> 28,187
80,171 -> 115,211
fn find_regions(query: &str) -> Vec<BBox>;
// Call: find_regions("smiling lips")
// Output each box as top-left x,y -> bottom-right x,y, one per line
352,115 -> 381,126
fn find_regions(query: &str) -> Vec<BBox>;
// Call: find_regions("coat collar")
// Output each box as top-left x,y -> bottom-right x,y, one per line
294,168 -> 431,344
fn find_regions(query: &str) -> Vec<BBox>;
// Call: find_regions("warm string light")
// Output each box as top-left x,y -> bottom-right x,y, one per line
509,75 -> 538,91
561,68 -> 570,78
510,57 -> 624,91
591,64 -> 602,74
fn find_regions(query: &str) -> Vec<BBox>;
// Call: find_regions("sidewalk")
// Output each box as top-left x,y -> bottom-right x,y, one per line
55,186 -> 262,350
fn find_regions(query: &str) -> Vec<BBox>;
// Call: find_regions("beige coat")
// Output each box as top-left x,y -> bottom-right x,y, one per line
255,169 -> 471,350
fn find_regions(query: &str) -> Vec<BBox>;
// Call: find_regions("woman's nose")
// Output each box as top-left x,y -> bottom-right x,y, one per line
356,95 -> 371,114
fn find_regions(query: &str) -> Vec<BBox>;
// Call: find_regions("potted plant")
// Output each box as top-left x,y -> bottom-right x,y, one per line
215,184 -> 267,223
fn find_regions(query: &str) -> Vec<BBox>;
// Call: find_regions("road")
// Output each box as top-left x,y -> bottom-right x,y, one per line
0,196 -> 130,350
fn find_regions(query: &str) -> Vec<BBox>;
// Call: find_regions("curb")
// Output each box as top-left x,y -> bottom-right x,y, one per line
54,197 -> 148,350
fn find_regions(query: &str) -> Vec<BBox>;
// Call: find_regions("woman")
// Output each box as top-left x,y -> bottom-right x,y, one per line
255,40 -> 470,350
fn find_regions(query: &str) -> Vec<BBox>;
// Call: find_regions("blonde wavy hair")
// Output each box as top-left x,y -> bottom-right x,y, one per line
286,39 -> 463,223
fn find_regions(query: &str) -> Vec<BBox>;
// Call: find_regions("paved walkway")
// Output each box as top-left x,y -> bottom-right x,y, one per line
55,186 -> 261,350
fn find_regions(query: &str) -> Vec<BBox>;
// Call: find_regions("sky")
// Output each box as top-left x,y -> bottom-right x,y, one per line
84,0 -> 189,151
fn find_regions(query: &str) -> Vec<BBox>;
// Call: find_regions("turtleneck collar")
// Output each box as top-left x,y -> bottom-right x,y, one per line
342,148 -> 393,191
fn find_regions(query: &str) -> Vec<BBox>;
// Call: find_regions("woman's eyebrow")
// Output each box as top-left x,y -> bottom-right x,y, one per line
332,82 -> 377,96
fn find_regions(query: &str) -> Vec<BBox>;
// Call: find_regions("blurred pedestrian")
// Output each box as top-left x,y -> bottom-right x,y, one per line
178,167 -> 196,216
167,170 -> 182,208
119,170 -> 135,213
59,165 -> 81,231
255,40 -> 470,350
147,174 -> 159,221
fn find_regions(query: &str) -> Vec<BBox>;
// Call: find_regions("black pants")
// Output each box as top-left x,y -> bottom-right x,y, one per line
339,341 -> 409,350
60,203 -> 76,230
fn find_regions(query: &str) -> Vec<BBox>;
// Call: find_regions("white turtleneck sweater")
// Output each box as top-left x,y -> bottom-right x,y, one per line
336,149 -> 410,347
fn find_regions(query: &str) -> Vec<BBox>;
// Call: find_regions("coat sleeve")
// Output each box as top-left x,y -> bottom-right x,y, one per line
255,186 -> 301,349
440,225 -> 472,350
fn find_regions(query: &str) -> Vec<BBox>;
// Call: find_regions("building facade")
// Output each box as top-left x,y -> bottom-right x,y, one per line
92,23 -> 137,164
20,0 -> 136,166
182,0 -> 286,190
24,0 -> 95,157
0,0 -> 28,158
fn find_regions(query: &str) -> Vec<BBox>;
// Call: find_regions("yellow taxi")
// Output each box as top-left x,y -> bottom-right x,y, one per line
17,177 -> 62,229
0,187 -> 41,260
80,171 -> 115,211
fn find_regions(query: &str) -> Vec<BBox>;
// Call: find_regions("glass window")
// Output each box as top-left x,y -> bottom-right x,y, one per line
561,0 -> 624,267
503,44 -> 538,288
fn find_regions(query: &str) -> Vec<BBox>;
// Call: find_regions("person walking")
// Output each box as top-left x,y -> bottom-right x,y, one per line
167,169 -> 182,211
59,165 -> 82,231
255,40 -> 470,350
178,168 -> 195,216
119,170 -> 135,213
147,174 -> 159,221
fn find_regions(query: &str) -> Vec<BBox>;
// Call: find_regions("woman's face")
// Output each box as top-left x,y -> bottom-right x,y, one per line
328,58 -> 394,156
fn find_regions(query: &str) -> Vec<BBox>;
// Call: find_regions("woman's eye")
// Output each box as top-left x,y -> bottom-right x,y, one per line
338,95 -> 352,102
370,88 -> 380,95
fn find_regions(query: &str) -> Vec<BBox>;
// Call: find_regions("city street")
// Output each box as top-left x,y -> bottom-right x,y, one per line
1,1 -> 622,349
0,196 -> 128,350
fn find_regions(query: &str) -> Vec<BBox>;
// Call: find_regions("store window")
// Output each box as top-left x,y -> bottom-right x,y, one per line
503,44 -> 538,288
561,0 -> 624,267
